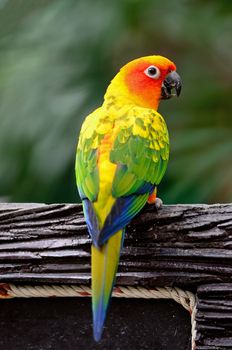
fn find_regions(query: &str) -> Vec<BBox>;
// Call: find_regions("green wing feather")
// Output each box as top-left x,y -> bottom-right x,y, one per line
75,107 -> 113,201
111,107 -> 169,197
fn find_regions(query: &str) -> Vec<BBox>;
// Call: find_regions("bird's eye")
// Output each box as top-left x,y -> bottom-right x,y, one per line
144,65 -> 160,79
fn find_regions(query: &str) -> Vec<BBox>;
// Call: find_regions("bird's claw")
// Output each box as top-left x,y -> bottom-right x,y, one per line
147,190 -> 163,211
153,197 -> 163,210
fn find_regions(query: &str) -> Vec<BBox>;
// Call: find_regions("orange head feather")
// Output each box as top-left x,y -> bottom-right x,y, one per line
104,55 -> 180,111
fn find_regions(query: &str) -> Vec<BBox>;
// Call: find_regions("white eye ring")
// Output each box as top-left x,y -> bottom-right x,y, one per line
144,65 -> 160,79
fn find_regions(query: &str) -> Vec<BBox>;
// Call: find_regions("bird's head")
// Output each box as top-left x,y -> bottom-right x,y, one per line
105,55 -> 182,110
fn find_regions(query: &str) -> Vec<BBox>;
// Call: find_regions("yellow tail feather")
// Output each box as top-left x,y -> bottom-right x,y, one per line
91,229 -> 123,341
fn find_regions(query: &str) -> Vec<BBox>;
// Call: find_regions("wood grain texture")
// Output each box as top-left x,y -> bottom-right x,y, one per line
196,284 -> 232,350
0,203 -> 231,288
1,202 -> 232,349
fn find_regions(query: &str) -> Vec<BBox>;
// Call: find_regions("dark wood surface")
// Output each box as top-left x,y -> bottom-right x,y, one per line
196,283 -> 232,350
0,202 -> 232,349
0,203 -> 231,288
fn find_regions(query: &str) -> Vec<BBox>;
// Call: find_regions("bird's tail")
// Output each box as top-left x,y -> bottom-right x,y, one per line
91,229 -> 124,342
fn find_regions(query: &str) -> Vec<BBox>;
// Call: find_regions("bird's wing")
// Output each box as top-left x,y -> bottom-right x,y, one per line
99,106 -> 169,244
75,106 -> 169,246
112,106 -> 169,194
75,107 -> 113,202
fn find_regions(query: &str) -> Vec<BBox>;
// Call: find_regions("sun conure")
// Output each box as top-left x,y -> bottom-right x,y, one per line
75,55 -> 182,341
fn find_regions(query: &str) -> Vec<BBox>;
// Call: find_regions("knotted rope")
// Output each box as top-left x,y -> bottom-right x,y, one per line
0,284 -> 196,349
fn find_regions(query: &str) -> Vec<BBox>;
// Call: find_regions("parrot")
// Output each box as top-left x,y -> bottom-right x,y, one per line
75,55 -> 182,341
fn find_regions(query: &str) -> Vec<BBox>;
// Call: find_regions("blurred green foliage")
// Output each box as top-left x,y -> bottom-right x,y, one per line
0,0 -> 231,204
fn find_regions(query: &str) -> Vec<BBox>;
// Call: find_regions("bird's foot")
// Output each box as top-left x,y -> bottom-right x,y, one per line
147,189 -> 163,210
153,197 -> 163,210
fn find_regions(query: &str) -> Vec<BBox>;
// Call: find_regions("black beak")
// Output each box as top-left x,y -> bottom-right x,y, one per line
161,71 -> 182,99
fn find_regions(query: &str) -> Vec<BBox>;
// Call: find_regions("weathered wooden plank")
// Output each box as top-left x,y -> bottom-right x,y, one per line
0,203 -> 231,287
1,202 -> 232,349
196,284 -> 232,350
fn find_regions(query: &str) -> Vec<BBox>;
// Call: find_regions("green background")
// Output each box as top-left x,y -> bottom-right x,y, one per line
0,0 -> 231,204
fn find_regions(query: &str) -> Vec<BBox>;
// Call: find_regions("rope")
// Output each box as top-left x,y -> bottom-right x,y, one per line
0,283 -> 196,349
